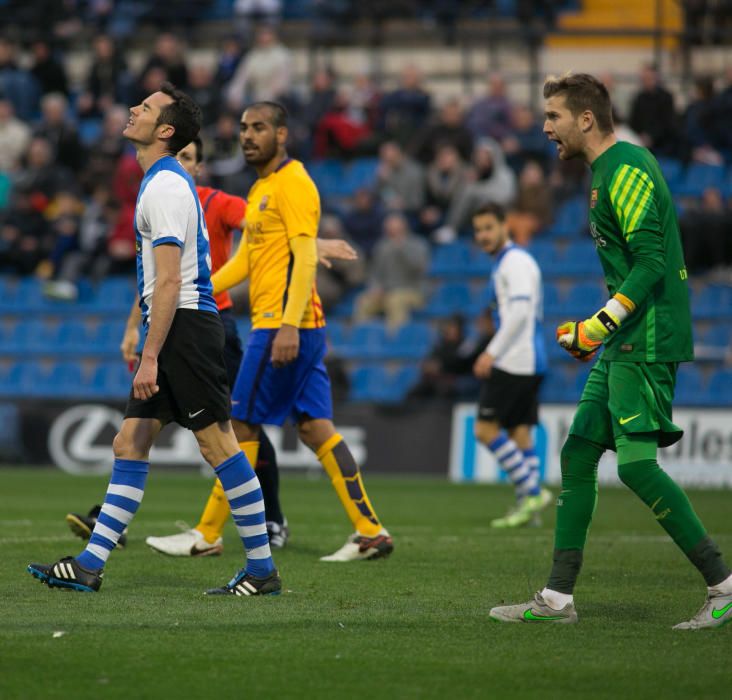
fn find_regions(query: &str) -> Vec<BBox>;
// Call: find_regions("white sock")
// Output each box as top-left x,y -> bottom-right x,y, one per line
540,587 -> 574,610
709,572 -> 732,596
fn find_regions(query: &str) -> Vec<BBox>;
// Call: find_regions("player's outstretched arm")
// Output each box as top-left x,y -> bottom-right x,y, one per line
121,294 -> 142,364
316,238 -> 357,269
211,235 -> 250,295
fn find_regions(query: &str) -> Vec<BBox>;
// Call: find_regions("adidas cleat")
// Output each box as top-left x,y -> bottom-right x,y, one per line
145,528 -> 223,557
66,505 -> 128,548
673,591 -> 732,630
320,529 -> 394,562
27,556 -> 103,593
266,519 -> 289,548
491,489 -> 553,529
489,592 -> 578,624
204,568 -> 281,596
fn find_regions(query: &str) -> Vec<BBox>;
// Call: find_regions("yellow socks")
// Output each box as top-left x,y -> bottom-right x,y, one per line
195,442 -> 260,543
317,433 -> 382,537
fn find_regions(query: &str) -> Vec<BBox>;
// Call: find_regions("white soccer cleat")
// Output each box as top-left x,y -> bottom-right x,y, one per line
145,528 -> 223,557
673,591 -> 732,630
319,529 -> 394,562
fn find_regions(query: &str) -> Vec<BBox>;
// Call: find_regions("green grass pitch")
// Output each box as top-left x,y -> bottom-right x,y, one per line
1,467 -> 730,700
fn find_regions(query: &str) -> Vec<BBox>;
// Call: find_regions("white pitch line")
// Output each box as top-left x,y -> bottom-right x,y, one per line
0,535 -> 73,545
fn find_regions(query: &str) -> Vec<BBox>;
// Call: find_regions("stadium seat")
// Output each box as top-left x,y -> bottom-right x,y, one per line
426,282 -> 472,318
656,157 -> 683,189
560,282 -> 606,318
57,320 -> 91,355
691,285 -> 732,320
350,365 -> 389,402
340,321 -> 387,359
94,320 -> 128,355
674,163 -> 726,198
43,361 -> 86,397
90,361 -> 133,398
542,196 -> 588,239
468,247 -> 492,277
0,361 -> 41,396
562,241 -> 603,278
674,365 -> 707,405
346,158 -> 379,192
429,240 -> 472,277
707,369 -> 732,407
325,319 -> 349,353
91,277 -> 136,314
387,321 -> 433,359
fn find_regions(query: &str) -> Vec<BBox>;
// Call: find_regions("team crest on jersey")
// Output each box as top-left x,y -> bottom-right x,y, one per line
259,195 -> 269,211
590,188 -> 598,208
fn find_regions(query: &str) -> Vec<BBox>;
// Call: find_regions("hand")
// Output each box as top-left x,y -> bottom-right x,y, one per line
473,352 -> 494,379
121,326 -> 140,364
556,307 -> 620,362
271,324 -> 299,368
317,238 -> 358,269
133,355 -> 159,400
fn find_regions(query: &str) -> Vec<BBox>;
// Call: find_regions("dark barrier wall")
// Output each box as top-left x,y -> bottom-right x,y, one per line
0,400 -> 452,476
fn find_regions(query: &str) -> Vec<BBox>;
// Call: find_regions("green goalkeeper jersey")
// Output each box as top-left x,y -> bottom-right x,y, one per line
588,141 -> 693,363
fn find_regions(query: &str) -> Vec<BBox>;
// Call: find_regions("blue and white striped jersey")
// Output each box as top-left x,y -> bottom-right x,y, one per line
134,155 -> 217,324
485,242 -> 547,376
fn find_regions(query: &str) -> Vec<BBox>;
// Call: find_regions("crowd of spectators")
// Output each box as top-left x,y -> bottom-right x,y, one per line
2,13 -> 732,309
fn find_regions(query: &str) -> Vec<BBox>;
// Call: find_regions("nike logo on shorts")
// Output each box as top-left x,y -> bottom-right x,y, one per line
188,409 -> 205,419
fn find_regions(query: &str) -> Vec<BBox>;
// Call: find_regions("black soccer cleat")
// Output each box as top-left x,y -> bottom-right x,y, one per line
266,518 -> 289,548
27,556 -> 103,593
66,505 -> 127,549
204,568 -> 282,597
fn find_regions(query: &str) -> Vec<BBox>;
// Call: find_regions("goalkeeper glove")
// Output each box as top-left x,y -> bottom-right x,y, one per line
556,295 -> 634,361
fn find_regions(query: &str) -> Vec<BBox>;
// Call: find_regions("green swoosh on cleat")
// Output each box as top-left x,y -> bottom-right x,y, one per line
711,602 -> 732,619
523,609 -> 565,621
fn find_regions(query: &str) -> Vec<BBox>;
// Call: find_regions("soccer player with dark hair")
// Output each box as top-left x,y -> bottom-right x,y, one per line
28,83 -> 281,596
471,202 -> 551,528
490,73 -> 732,628
178,100 -> 393,562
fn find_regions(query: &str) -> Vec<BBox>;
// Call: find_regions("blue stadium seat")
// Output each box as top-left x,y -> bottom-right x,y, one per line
94,320 -> 128,355
656,157 -> 683,189
325,319 -> 349,353
90,361 -> 133,398
707,369 -> 732,407
469,284 -> 493,317
4,319 -> 53,354
0,361 -> 41,396
57,320 -> 91,354
391,365 -> 420,400
340,321 -> 387,359
91,277 -> 136,313
674,163 -> 726,198
43,361 -> 86,397
542,282 -> 562,318
427,283 -> 472,318
560,282 -> 606,318
674,365 -> 707,405
562,241 -> 603,278
469,248 -> 492,277
350,365 -> 389,401
429,240 -> 472,277
387,321 -> 433,359
691,285 -> 732,320
539,369 -> 569,403
306,160 -> 347,199
78,118 -> 102,146
346,158 -> 379,192
542,196 -> 588,238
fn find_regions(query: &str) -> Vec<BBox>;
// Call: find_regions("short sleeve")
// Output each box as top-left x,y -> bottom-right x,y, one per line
278,172 -> 320,240
146,173 -> 194,248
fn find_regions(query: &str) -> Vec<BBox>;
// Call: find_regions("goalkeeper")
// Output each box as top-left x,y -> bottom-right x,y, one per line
490,72 -> 732,629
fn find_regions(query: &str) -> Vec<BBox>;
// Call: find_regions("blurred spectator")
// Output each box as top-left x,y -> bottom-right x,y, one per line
316,214 -> 366,311
310,0 -> 359,43
0,37 -> 41,121
76,34 -> 130,117
79,105 -> 129,193
300,67 -> 337,135
501,103 -> 552,173
133,65 -> 168,108
350,72 -> 382,132
140,33 -> 189,92
354,211 -> 430,329
376,140 -> 425,216
226,25 -> 292,109
15,135 -> 73,204
411,97 -> 474,164
214,36 -> 246,89
41,190 -> 83,282
629,64 -> 679,156
0,97 -> 32,173
34,92 -> 86,173
44,185 -> 114,299
465,72 -> 514,142
437,138 -> 517,241
408,312 -> 494,400
419,143 -> 470,232
203,111 -> 247,193
314,88 -> 372,159
29,39 -> 69,97
233,0 -> 282,41
506,160 -> 553,246
378,64 -> 432,147
0,186 -> 51,275
683,76 -> 724,164
342,187 -> 385,256
188,63 -> 219,126
679,187 -> 731,272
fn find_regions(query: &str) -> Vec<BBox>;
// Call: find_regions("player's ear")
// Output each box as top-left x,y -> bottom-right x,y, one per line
276,125 -> 288,146
580,110 -> 594,133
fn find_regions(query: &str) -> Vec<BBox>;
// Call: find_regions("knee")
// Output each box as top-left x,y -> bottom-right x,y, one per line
112,430 -> 147,460
298,419 -> 334,453
474,420 -> 499,445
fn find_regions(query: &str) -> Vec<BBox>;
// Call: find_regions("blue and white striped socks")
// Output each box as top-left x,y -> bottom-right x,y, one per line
214,452 -> 274,578
522,447 -> 541,495
486,434 -> 540,497
76,458 -> 148,570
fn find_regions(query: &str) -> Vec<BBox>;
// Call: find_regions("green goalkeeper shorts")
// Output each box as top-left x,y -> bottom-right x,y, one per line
569,357 -> 684,450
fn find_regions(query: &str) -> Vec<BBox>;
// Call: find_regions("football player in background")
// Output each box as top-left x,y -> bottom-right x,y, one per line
490,72 -> 732,628
471,202 -> 552,528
